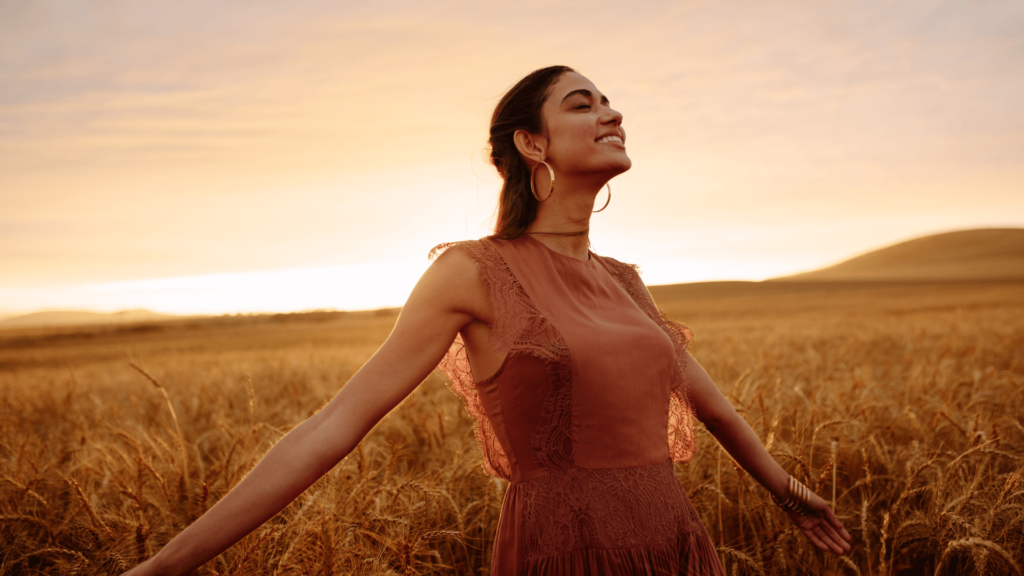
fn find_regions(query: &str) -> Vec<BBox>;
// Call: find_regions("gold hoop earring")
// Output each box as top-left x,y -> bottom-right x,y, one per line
530,161 -> 555,202
592,183 -> 611,213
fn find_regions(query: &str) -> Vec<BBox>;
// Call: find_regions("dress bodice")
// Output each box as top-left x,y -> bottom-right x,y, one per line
432,235 -> 722,575
435,235 -> 698,481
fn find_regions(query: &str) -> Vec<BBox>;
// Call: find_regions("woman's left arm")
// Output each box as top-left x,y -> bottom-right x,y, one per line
683,350 -> 853,555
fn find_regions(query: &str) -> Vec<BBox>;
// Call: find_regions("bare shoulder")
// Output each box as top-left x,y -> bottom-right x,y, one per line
425,244 -> 479,296
408,241 -> 490,323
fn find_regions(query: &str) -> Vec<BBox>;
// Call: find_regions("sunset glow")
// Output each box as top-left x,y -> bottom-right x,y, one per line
2,1 -> 1022,317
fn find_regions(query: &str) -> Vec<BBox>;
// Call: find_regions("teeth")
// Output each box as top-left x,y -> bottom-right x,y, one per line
597,135 -> 623,144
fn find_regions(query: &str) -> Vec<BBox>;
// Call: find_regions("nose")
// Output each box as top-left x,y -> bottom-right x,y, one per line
602,105 -> 623,126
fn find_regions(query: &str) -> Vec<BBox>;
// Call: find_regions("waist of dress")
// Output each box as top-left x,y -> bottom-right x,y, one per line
509,457 -> 676,485
498,458 -> 705,560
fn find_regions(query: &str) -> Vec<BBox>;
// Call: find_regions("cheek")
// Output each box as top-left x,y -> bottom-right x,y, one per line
551,121 -> 594,160
568,121 -> 594,142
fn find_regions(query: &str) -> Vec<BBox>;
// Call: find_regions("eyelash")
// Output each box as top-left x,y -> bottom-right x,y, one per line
575,104 -> 590,110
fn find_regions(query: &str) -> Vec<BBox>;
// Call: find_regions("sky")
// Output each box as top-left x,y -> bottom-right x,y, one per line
1,0 -> 1022,317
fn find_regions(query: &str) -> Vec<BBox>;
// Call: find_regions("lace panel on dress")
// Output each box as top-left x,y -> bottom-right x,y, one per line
431,239 -> 576,478
519,460 -> 702,559
436,334 -> 511,479
603,257 -> 698,464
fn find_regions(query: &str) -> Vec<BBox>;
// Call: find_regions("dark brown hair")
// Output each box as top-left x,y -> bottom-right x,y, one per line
488,65 -> 575,240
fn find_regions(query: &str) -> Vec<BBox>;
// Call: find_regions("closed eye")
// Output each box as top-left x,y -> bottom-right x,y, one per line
575,104 -> 590,110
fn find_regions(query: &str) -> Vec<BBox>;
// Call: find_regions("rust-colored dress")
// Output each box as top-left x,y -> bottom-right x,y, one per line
434,235 -> 725,576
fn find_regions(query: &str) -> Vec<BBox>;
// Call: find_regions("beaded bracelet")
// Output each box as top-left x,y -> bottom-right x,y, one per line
770,476 -> 817,516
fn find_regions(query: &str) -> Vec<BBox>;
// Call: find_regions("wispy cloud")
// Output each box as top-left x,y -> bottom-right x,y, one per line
1,0 -> 1022,313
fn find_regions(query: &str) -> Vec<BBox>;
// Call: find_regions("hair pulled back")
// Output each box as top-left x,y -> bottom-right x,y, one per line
489,65 -> 575,240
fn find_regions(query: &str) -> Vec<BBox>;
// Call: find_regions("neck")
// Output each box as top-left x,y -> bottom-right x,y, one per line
524,176 -> 605,261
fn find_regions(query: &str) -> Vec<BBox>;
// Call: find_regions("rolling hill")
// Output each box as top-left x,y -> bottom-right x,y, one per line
3,228 -> 1020,330
0,309 -> 178,329
771,228 -> 1024,282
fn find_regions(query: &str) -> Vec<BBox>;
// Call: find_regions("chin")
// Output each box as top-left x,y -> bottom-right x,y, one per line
578,155 -> 631,178
610,156 -> 632,175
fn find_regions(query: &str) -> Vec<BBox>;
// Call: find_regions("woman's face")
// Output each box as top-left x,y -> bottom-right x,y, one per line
540,72 -> 631,179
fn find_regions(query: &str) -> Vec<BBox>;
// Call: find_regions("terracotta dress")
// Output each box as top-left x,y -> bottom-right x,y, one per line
434,235 -> 725,576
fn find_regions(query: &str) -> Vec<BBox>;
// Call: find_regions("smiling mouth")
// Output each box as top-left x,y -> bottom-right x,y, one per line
596,134 -> 624,145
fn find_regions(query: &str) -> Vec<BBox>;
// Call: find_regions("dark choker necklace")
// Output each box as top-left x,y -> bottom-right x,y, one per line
524,228 -> 589,237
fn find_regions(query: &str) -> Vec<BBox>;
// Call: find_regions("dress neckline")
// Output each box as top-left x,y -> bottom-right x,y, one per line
521,234 -> 596,264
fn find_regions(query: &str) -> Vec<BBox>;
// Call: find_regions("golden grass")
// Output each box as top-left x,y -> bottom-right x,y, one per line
1,282 -> 1022,575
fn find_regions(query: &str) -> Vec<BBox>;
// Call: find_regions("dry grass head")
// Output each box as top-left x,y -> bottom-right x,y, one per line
2,282 -> 1023,574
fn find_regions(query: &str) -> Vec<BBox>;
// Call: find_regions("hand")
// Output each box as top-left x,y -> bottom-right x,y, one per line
788,491 -> 853,555
120,557 -> 167,576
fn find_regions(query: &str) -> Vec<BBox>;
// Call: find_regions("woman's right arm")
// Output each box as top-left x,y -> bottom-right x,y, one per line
126,247 -> 487,576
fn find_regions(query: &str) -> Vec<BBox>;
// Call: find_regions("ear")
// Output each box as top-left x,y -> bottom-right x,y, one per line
513,129 -> 549,165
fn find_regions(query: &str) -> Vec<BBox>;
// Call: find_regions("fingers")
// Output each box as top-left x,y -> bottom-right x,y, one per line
817,522 -> 851,554
824,506 -> 854,542
803,524 -> 831,553
790,502 -> 855,556
820,516 -> 853,552
795,513 -> 852,555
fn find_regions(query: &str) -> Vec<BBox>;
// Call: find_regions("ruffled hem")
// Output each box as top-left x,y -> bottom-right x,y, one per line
516,529 -> 724,576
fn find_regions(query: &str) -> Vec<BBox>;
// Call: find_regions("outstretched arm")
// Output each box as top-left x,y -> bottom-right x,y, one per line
125,249 -> 485,576
684,351 -> 853,555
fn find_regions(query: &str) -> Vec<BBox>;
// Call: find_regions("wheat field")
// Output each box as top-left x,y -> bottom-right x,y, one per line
1,281 -> 1022,575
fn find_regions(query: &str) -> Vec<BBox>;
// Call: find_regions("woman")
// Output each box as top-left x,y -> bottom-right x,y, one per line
125,65 -> 852,576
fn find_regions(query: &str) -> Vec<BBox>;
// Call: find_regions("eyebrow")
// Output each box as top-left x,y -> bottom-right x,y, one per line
560,89 -> 610,106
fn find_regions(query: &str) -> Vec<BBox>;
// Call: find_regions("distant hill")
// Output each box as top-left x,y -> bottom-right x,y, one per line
0,309 -> 178,329
771,228 -> 1024,282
